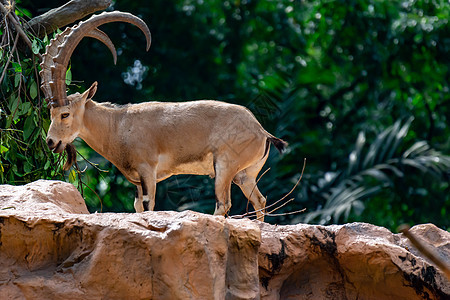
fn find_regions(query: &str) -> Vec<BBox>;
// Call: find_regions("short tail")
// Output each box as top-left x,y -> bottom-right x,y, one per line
268,136 -> 288,154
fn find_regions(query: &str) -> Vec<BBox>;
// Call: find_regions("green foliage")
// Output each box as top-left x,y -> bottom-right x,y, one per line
1,4 -> 63,184
299,118 -> 450,227
5,0 -> 450,231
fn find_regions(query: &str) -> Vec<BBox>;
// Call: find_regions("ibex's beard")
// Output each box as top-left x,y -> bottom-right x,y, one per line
63,143 -> 77,171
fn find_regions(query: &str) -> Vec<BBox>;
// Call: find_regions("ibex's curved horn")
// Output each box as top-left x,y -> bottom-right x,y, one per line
40,27 -> 118,107
39,11 -> 151,107
86,28 -> 118,65
40,26 -> 73,107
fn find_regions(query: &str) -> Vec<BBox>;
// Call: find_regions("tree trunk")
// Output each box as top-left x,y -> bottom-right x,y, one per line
26,0 -> 112,37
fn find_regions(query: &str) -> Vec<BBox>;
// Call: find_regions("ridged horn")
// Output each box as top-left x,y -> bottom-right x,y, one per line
85,28 -> 118,65
39,26 -> 73,106
39,11 -> 151,107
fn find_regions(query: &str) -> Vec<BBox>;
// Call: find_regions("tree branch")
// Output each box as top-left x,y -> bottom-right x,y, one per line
399,224 -> 450,280
0,1 -> 42,60
26,0 -> 112,38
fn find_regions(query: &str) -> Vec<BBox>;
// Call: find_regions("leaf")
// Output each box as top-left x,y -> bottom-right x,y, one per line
385,118 -> 413,160
18,102 -> 31,116
11,62 -> 22,73
29,80 -> 38,99
21,8 -> 33,18
360,168 -> 392,185
24,161 -> 33,174
31,38 -> 40,55
403,141 -> 429,158
362,129 -> 388,168
376,164 -> 404,177
30,127 -> 41,145
401,158 -> 428,173
23,114 -> 37,141
8,95 -> 20,115
12,164 -> 22,176
43,119 -> 51,132
347,131 -> 366,175
5,115 -> 12,128
14,72 -> 21,87
377,121 -> 400,163
69,169 -> 77,182
66,67 -> 72,85
0,145 -> 8,154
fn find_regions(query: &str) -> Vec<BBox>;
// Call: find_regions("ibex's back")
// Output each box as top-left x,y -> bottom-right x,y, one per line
40,11 -> 287,221
123,101 -> 262,174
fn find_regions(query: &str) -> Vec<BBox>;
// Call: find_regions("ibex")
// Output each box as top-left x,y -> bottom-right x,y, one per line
40,11 -> 287,220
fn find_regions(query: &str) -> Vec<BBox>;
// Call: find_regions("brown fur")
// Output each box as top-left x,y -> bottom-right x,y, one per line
63,143 -> 77,171
46,82 -> 287,220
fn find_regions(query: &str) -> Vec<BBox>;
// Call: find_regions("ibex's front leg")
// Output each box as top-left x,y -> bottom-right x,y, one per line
134,186 -> 144,212
134,166 -> 157,212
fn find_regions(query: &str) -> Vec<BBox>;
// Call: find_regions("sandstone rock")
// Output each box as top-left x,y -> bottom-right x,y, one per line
258,222 -> 450,299
0,180 -> 449,299
0,180 -> 261,299
0,180 -> 88,214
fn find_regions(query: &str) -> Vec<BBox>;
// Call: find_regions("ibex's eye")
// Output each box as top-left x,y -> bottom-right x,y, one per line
61,113 -> 70,119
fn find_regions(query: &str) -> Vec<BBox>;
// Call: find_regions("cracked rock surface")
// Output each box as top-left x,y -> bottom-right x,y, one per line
0,180 -> 449,299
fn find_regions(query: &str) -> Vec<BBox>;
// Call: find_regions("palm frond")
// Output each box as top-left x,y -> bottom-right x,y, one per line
301,119 -> 450,224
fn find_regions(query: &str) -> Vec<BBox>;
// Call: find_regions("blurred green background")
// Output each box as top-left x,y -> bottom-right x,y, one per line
1,0 -> 449,230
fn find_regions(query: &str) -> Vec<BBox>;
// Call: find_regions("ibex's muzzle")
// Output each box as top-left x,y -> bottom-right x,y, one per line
46,138 -> 63,153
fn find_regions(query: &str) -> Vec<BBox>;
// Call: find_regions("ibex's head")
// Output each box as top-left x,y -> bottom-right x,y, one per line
46,82 -> 98,153
39,11 -> 151,160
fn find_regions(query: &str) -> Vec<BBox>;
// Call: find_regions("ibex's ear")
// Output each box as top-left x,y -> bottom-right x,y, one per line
82,81 -> 98,102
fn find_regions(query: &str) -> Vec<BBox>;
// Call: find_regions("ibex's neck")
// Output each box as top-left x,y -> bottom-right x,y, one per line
78,100 -> 121,162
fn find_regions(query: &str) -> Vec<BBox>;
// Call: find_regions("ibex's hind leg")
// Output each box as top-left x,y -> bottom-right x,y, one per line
213,160 -> 235,216
233,153 -> 269,221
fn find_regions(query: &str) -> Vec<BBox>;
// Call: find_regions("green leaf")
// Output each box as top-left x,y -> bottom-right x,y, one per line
18,102 -> 31,116
29,80 -> 38,99
43,119 -> 51,132
8,95 -> 20,114
12,164 -> 23,176
66,67 -> 72,85
69,169 -> 77,181
21,8 -> 32,18
31,38 -> 40,55
0,145 -> 8,154
11,62 -> 22,73
23,113 -> 37,141
24,161 -> 33,174
14,72 -> 21,87
5,115 -> 12,128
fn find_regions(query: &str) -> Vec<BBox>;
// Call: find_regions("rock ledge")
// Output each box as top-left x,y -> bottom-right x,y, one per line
0,180 -> 449,299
